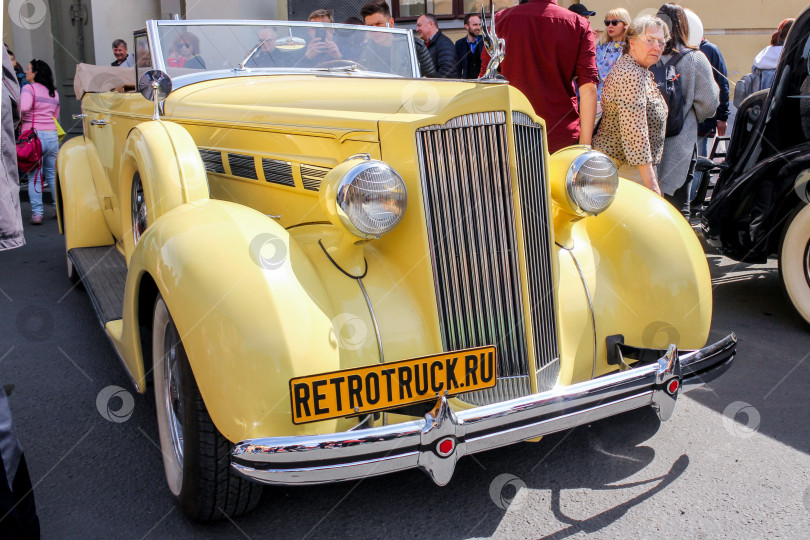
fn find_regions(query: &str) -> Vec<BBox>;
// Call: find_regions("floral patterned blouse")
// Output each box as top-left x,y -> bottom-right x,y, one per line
596,41 -> 624,100
593,53 -> 668,166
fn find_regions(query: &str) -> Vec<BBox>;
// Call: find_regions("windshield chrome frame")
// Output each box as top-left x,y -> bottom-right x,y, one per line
145,19 -> 420,84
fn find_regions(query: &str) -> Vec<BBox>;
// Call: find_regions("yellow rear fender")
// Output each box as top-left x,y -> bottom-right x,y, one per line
55,137 -> 115,250
122,199 -> 352,443
118,121 -> 210,263
559,179 -> 712,384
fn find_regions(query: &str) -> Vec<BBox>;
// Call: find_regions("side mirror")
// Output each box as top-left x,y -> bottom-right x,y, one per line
275,27 -> 306,51
138,69 -> 172,120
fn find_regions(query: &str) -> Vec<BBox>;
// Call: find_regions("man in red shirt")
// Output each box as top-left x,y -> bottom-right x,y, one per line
480,0 -> 598,153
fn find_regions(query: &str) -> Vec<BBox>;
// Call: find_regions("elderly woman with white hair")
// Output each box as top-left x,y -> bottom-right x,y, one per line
593,15 -> 670,194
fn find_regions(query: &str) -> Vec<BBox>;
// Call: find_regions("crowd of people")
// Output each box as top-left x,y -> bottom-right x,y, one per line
309,0 -> 783,217
0,1 -> 798,229
476,1 -> 790,217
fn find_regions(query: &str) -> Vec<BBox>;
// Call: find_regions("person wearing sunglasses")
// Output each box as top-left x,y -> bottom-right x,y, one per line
593,16 -> 670,195
596,8 -> 631,102
168,32 -> 206,70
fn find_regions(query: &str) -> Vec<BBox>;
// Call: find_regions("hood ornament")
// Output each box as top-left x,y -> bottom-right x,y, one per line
480,5 -> 505,80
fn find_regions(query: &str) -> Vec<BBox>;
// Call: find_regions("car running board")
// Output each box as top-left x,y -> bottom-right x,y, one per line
68,246 -> 127,326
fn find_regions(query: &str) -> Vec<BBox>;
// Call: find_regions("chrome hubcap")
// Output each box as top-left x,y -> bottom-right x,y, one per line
163,323 -> 184,468
132,174 -> 147,244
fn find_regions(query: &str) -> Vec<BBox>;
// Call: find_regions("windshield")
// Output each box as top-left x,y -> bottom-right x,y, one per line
148,20 -> 418,79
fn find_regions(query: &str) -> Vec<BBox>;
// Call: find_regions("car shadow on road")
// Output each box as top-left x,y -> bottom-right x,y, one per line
202,407 -> 686,539
685,250 -> 810,455
470,408 -> 688,540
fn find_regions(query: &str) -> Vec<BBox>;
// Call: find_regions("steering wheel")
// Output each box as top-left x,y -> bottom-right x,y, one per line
314,59 -> 366,71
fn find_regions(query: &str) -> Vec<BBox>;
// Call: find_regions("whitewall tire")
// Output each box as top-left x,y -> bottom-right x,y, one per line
780,204 -> 810,325
152,296 -> 263,520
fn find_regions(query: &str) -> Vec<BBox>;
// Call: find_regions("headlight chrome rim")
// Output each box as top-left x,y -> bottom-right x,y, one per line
336,160 -> 408,239
565,150 -> 619,215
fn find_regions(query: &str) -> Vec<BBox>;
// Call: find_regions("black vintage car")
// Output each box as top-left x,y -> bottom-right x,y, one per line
700,5 -> 810,325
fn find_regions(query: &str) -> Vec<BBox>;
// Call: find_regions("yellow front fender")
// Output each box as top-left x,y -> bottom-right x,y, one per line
121,199 -> 354,442
118,121 -> 210,262
559,179 -> 712,384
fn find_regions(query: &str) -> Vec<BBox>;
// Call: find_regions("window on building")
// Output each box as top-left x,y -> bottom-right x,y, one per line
394,0 -> 519,20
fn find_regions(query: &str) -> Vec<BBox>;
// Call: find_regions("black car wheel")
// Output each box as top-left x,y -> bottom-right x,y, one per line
152,296 -> 263,520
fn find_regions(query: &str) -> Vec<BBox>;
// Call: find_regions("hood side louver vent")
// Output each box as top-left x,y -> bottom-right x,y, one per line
198,148 -> 225,174
300,165 -> 330,191
262,159 -> 294,187
228,153 -> 258,180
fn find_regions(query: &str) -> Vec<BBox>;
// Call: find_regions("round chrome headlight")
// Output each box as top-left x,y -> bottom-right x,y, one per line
336,161 -> 407,238
566,151 -> 619,215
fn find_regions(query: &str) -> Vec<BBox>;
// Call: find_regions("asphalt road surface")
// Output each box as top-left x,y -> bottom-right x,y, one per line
1,203 -> 809,539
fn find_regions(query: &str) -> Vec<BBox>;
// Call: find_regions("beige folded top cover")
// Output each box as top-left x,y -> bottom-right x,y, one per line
74,63 -> 136,98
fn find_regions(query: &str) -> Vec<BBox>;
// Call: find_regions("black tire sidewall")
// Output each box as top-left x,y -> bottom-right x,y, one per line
175,335 -> 209,519
154,297 -> 262,520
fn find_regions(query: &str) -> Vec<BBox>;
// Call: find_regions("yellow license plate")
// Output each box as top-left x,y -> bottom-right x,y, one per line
289,346 -> 497,424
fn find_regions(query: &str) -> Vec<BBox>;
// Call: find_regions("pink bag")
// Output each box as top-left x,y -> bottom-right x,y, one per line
16,127 -> 42,174
16,87 -> 43,191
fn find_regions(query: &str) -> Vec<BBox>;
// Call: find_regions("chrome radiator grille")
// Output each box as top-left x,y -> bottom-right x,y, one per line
512,112 -> 560,393
417,111 -> 560,405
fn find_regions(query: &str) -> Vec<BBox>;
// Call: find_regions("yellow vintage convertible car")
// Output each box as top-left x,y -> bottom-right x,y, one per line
56,19 -> 736,520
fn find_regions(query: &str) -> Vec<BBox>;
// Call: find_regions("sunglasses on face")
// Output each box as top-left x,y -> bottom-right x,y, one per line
604,19 -> 622,26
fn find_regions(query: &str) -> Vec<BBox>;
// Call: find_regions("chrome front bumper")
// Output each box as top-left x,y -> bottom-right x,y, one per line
231,334 -> 736,486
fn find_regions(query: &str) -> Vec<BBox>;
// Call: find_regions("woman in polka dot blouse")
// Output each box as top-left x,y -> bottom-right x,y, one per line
593,15 -> 669,195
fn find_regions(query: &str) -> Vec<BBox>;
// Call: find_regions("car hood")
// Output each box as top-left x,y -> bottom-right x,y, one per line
164,75 -> 507,140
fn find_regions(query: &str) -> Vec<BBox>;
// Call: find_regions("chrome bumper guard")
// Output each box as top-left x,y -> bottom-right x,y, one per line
232,334 -> 736,486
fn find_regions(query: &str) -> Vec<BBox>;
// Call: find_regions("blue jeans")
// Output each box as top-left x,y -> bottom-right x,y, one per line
26,130 -> 59,217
